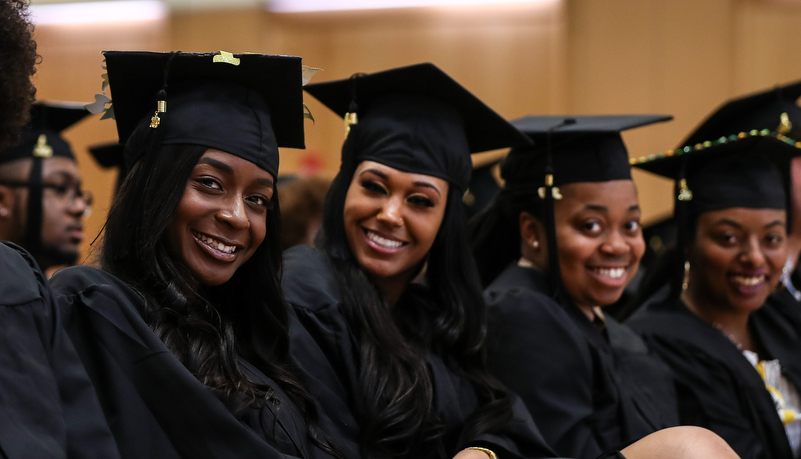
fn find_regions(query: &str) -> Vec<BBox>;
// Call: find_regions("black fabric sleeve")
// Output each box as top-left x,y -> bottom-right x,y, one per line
485,288 -> 603,459
637,333 -> 767,459
0,242 -> 120,459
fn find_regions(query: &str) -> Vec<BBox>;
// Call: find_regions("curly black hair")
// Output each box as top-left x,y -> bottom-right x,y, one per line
0,0 -> 38,150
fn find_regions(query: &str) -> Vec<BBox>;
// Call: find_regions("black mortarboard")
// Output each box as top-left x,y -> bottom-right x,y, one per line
680,79 -> 801,147
304,63 -> 531,191
0,101 -> 90,163
104,51 -> 306,177
634,132 -> 801,215
502,115 -> 672,188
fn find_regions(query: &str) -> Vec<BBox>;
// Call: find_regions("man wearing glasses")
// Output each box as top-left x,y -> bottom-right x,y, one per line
0,102 -> 92,271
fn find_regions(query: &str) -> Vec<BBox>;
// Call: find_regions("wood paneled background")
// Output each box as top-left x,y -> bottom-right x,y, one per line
29,0 -> 801,262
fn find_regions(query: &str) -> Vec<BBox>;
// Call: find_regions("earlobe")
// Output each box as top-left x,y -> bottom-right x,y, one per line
520,211 -> 545,250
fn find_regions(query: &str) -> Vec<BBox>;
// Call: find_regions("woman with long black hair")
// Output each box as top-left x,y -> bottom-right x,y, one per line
49,51 -> 340,459
283,63 -> 560,459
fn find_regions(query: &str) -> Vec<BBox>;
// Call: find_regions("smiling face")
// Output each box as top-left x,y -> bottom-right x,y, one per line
686,207 -> 787,315
165,149 -> 274,286
553,180 -> 645,309
343,160 -> 448,296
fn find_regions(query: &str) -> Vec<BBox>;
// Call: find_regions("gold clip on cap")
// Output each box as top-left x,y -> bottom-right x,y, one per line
32,134 -> 54,158
149,100 -> 167,129
212,50 -> 241,66
677,178 -> 693,201
536,173 -> 563,200
344,112 -> 358,136
779,112 -> 792,135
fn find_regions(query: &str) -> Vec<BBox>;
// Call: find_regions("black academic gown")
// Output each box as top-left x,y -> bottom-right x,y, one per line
0,242 -> 119,459
282,245 -> 569,459
484,264 -> 678,459
765,267 -> 801,339
629,297 -> 801,459
49,265 -> 334,459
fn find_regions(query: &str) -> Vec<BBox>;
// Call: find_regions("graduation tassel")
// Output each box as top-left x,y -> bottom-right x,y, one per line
672,158 -> 692,301
542,118 -> 574,304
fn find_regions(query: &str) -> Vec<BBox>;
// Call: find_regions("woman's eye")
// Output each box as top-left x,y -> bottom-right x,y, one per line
408,195 -> 435,208
624,220 -> 641,232
582,221 -> 601,233
247,195 -> 271,208
765,233 -> 784,246
716,233 -> 737,245
197,177 -> 222,190
361,180 -> 387,195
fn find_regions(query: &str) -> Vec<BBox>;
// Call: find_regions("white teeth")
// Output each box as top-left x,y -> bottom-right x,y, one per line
594,267 -> 625,279
196,233 -> 236,254
367,230 -> 403,249
732,275 -> 765,286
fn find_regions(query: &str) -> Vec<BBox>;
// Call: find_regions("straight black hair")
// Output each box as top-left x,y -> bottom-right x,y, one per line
316,153 -> 514,457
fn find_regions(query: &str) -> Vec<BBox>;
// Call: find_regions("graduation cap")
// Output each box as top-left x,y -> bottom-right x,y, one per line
104,50 -> 306,177
632,130 -> 801,297
501,114 -> 672,189
0,101 -> 90,163
304,62 -> 531,191
633,131 -> 801,215
680,79 -> 801,147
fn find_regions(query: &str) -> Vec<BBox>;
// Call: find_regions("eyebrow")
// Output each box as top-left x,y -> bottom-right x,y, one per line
256,177 -> 275,188
197,157 -> 233,174
412,181 -> 441,196
764,220 -> 786,229
713,218 -> 743,229
360,168 -> 441,196
197,157 -> 274,188
582,204 -> 640,213
713,218 -> 785,230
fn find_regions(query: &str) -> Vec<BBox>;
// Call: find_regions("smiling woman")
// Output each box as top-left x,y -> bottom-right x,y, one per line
165,150 -> 274,287
629,132 -> 801,459
47,51 -> 341,459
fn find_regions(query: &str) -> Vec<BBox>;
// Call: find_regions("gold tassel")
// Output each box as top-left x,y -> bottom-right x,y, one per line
678,178 -> 693,201
32,134 -> 53,158
779,112 -> 792,135
149,100 -> 167,129
344,112 -> 358,137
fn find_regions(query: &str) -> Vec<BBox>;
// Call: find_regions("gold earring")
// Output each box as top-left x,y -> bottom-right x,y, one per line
682,260 -> 690,291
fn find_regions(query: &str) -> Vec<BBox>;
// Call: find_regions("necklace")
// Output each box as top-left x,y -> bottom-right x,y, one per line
712,322 -> 743,350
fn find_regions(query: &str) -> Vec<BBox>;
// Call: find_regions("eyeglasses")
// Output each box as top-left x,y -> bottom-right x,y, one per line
0,180 -> 94,209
